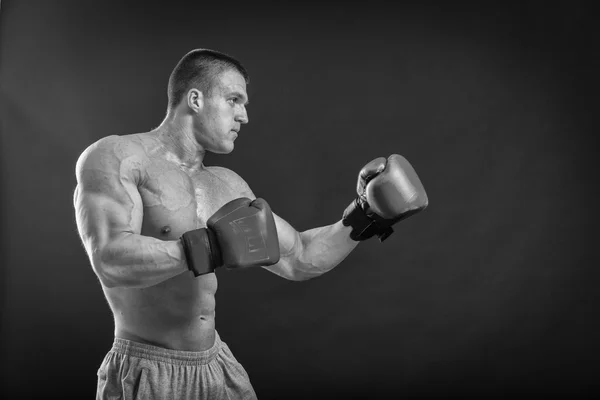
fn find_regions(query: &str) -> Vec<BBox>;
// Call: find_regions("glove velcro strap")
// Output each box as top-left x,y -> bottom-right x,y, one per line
342,199 -> 384,241
180,228 -> 222,277
342,199 -> 396,242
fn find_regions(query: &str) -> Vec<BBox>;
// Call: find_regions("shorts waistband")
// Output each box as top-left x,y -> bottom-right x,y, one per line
110,331 -> 222,366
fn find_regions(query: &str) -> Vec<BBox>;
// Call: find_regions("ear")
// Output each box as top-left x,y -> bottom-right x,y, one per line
187,89 -> 204,112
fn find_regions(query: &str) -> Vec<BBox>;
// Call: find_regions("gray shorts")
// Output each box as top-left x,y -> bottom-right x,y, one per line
96,331 -> 257,399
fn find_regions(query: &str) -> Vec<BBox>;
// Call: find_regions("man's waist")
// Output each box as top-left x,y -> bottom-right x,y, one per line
115,317 -> 216,352
110,330 -> 222,364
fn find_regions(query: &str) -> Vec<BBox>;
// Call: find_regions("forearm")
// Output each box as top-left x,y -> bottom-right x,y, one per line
282,220 -> 358,281
95,233 -> 188,289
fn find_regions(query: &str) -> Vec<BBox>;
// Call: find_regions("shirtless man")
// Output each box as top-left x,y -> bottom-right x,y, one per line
74,49 -> 428,399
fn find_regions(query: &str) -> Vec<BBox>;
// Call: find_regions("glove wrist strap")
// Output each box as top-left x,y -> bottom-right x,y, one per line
342,198 -> 395,242
180,228 -> 222,277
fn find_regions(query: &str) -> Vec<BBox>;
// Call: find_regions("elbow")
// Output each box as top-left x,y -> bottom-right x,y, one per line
100,276 -> 120,289
287,262 -> 319,282
293,272 -> 315,282
92,250 -> 128,288
92,258 -> 119,288
95,262 -> 139,288
265,260 -> 311,282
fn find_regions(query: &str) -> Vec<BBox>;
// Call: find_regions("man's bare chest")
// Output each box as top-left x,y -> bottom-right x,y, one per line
137,162 -> 244,239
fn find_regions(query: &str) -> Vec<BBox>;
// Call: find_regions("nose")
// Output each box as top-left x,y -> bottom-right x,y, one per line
235,105 -> 249,124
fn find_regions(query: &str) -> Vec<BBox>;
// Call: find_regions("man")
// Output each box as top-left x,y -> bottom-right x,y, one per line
73,48 -> 428,399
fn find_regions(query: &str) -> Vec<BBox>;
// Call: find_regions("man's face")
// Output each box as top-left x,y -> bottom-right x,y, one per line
195,69 -> 249,154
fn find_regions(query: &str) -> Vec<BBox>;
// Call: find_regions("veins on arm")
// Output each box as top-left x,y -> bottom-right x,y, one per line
202,166 -> 354,281
74,136 -> 188,288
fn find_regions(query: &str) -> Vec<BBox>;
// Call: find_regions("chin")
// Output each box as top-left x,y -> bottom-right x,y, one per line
212,143 -> 235,154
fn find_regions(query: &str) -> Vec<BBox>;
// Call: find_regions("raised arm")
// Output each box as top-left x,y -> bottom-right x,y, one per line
226,154 -> 429,281
73,136 -> 188,288
265,214 -> 358,281
218,168 -> 357,281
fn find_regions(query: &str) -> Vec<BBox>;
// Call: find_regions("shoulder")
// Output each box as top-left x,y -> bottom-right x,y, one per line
76,134 -> 145,164
207,166 -> 245,182
206,166 -> 254,198
75,134 -> 146,181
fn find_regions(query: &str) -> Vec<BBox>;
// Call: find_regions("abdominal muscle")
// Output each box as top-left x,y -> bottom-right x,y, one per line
108,271 -> 219,351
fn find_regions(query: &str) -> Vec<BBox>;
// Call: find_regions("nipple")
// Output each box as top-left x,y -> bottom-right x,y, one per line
160,226 -> 171,235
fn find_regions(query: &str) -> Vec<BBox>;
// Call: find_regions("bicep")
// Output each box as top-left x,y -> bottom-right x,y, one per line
74,139 -> 144,256
259,212 -> 304,280
272,213 -> 301,258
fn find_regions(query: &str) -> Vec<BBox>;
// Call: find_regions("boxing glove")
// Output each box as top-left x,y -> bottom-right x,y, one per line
181,197 -> 280,276
342,154 -> 428,242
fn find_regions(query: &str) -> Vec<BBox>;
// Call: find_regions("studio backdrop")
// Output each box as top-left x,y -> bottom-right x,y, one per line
0,1 -> 597,398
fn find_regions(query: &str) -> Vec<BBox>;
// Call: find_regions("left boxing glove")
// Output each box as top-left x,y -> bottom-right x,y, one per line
181,197 -> 280,277
342,154 -> 428,242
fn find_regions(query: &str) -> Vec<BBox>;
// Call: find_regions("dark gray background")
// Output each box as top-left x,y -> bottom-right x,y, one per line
1,0 -> 598,398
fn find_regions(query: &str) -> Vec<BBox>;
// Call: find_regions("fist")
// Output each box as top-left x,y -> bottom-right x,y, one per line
358,154 -> 428,219
343,154 -> 428,242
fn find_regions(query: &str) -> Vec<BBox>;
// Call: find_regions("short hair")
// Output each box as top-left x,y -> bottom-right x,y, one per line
167,49 -> 249,110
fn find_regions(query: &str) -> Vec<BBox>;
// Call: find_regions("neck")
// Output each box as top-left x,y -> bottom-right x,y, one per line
154,112 -> 205,170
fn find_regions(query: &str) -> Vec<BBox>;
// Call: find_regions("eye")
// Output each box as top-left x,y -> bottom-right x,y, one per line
228,97 -> 238,105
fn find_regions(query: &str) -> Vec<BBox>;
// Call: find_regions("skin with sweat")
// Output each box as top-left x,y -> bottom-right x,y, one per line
74,69 -> 358,351
109,133 -> 250,351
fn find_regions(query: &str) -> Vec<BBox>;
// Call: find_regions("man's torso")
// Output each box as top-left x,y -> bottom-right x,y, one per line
104,132 -> 251,351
